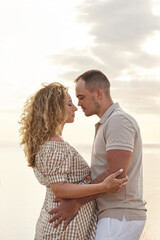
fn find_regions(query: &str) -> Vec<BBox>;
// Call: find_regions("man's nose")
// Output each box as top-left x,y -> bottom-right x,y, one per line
78,100 -> 81,106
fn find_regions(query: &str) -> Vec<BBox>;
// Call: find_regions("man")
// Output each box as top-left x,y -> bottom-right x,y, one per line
49,70 -> 147,240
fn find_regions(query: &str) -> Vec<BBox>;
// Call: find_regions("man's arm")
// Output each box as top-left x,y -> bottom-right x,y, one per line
63,149 -> 131,205
48,154 -> 129,228
106,149 -> 132,177
93,149 -> 132,183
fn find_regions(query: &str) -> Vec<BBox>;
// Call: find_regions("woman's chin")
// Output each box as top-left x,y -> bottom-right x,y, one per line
66,119 -> 75,124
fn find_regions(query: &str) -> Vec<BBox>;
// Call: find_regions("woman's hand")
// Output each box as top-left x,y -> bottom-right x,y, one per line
101,169 -> 128,193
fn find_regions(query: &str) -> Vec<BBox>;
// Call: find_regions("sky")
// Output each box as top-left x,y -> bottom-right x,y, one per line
0,0 -> 160,147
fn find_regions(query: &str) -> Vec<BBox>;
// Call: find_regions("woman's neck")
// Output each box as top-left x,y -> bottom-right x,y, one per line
49,134 -> 64,142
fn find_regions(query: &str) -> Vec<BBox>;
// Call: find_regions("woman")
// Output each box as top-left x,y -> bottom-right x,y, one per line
19,83 -> 127,240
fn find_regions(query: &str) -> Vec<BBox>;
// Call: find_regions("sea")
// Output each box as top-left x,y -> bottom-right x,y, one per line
0,142 -> 160,240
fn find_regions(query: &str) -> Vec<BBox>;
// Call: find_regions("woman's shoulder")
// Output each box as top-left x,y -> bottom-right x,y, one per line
37,137 -> 72,156
35,141 -> 70,166
36,136 -> 75,158
39,140 -> 69,153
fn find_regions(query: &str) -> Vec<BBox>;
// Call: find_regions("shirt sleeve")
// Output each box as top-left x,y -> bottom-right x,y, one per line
34,145 -> 71,186
105,114 -> 136,152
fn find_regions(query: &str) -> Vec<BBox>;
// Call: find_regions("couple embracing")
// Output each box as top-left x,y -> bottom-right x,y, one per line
20,70 -> 147,240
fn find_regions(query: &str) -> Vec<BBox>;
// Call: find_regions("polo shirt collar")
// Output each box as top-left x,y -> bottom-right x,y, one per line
99,102 -> 120,124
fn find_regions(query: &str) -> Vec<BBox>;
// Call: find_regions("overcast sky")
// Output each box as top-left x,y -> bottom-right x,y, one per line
0,0 -> 160,145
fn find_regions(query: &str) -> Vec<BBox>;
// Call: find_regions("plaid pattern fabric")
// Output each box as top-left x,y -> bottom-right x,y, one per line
33,141 -> 97,240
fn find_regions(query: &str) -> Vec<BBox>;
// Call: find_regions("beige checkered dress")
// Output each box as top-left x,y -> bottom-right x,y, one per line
33,141 -> 97,240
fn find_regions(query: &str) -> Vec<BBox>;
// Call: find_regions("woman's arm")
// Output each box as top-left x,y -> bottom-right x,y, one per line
50,169 -> 127,198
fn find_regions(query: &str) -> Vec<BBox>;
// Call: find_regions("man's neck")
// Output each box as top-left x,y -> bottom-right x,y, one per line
97,99 -> 114,118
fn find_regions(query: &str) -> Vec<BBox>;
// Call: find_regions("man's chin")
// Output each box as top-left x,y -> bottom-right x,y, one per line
84,112 -> 92,117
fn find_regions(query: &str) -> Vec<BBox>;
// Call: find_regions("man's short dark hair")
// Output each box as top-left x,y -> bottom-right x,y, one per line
75,70 -> 110,95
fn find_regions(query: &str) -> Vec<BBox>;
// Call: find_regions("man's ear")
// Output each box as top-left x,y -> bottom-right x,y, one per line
96,88 -> 103,100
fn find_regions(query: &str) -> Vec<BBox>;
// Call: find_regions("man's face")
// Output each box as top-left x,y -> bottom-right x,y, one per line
75,78 -> 100,116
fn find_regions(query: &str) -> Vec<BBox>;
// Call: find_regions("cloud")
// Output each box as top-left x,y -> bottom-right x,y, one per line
79,0 -> 160,46
48,48 -> 104,81
48,49 -> 101,69
77,0 -> 160,74
111,78 -> 160,115
50,0 -> 160,75
49,0 -> 160,115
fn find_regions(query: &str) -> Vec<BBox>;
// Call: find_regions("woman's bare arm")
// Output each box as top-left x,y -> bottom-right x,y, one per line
50,169 -> 126,199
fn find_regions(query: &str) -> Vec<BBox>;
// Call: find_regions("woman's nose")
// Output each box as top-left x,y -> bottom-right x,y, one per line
74,105 -> 78,111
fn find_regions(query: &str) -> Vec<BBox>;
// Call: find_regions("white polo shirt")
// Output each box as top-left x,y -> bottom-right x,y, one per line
91,103 -> 147,221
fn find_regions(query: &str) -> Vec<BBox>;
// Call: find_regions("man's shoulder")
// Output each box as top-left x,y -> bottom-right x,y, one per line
102,108 -> 139,135
109,108 -> 137,125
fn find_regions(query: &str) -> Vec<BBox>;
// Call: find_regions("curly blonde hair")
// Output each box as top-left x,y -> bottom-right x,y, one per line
19,82 -> 68,167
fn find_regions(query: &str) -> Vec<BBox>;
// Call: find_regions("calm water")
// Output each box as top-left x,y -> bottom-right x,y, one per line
0,143 -> 160,240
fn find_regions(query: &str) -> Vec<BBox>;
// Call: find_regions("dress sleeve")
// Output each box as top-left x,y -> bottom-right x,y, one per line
34,144 -> 71,186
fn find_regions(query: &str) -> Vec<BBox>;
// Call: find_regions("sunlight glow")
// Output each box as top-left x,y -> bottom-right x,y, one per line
0,0 -> 160,145
152,3 -> 160,15
142,31 -> 160,55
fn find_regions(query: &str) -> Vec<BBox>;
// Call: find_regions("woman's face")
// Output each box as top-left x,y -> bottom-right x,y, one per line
65,94 -> 78,123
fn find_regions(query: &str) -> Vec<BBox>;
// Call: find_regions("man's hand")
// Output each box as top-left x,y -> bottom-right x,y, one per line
48,198 -> 81,230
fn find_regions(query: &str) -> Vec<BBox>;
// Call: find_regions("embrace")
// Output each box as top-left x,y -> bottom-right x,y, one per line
19,70 -> 147,240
